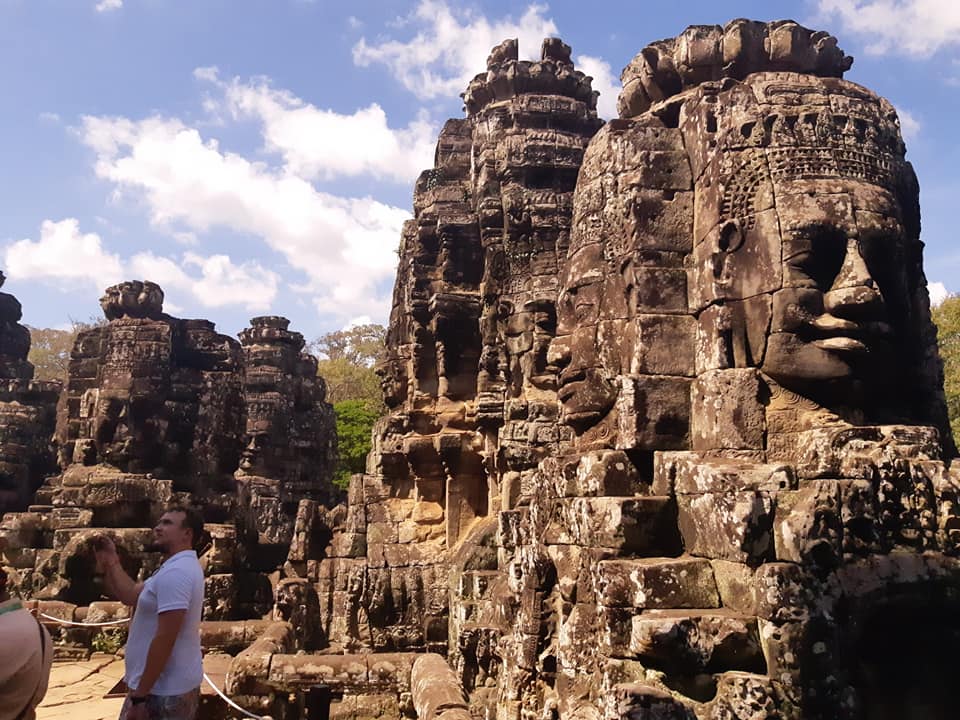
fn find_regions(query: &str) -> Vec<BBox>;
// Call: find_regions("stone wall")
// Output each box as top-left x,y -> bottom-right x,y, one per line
300,20 -> 960,720
0,271 -> 59,515
1,281 -> 336,619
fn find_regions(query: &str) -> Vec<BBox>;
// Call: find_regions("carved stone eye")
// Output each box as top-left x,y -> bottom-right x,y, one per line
718,219 -> 744,252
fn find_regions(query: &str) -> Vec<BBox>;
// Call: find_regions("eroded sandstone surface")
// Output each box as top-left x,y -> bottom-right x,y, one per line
288,19 -> 958,720
1,282 -> 336,620
2,17 -> 959,720
0,271 -> 59,515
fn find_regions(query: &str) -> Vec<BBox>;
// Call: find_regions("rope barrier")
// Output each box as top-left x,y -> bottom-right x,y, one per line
39,612 -> 130,627
202,671 -> 270,720
34,611 -> 271,720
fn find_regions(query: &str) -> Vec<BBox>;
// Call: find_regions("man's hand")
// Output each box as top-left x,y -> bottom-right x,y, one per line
93,535 -> 143,606
124,697 -> 148,720
93,535 -> 120,573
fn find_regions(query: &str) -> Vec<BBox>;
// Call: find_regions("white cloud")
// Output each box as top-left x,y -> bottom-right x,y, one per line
344,315 -> 372,329
896,106 -> 921,141
4,219 -> 123,288
79,113 -> 405,323
95,0 -> 122,12
38,111 -> 61,124
929,281 -> 951,307
129,251 -> 279,312
201,70 -> 436,184
3,218 -> 280,313
171,230 -> 197,245
352,1 -> 559,99
817,1 -> 960,56
576,54 -> 619,119
192,66 -> 219,83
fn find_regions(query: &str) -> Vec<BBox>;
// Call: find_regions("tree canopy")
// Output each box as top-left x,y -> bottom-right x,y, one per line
311,324 -> 387,487
27,319 -> 105,383
312,324 -> 386,411
332,399 -> 381,487
311,323 -> 386,367
933,295 -> 960,446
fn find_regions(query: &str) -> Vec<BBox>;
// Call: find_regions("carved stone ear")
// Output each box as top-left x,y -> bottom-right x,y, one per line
718,219 -> 744,252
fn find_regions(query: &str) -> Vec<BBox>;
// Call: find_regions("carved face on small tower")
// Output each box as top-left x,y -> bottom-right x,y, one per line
554,243 -> 614,430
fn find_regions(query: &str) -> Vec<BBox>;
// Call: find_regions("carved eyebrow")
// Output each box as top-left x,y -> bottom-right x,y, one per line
562,269 -> 604,291
781,223 -> 847,260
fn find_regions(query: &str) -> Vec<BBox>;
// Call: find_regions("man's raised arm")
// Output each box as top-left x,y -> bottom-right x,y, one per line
93,536 -> 143,607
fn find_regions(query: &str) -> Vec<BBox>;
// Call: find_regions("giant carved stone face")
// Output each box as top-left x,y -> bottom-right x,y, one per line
760,178 -> 906,395
554,242 -> 616,430
554,71 -> 931,447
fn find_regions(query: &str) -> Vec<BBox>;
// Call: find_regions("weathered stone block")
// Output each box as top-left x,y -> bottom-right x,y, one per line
660,453 -> 795,495
629,610 -> 763,672
773,480 -> 842,568
604,683 -> 696,720
570,450 -> 648,497
617,375 -> 691,451
626,314 -> 697,377
710,560 -> 757,615
752,563 -> 822,623
837,479 -> 879,555
707,672 -> 788,719
677,490 -> 774,563
596,557 -> 720,609
691,369 -> 765,451
545,496 -> 677,554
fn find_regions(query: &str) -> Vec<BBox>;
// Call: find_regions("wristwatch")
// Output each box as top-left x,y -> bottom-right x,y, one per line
130,696 -> 147,706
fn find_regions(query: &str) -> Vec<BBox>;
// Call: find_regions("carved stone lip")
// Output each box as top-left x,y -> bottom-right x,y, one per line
557,382 -> 580,403
808,316 -> 893,352
814,336 -> 868,353
560,408 -> 606,427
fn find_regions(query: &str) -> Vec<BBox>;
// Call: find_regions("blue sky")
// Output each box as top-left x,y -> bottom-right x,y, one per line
1,0 -> 957,341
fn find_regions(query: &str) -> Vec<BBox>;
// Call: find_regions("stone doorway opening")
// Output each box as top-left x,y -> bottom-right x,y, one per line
849,589 -> 960,720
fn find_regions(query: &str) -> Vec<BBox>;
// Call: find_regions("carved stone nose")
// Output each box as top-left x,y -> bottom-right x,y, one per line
824,240 -> 884,317
547,335 -> 572,370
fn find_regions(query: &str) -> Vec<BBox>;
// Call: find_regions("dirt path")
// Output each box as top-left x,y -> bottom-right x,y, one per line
36,654 -> 125,720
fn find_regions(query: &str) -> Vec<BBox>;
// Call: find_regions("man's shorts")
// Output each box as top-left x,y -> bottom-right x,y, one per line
119,688 -> 200,720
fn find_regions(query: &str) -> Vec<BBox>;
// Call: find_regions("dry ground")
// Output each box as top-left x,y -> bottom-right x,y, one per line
36,654 -> 232,720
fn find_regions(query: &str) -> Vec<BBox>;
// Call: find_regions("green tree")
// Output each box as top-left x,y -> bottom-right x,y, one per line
311,324 -> 388,488
933,295 -> 960,444
312,324 -> 386,411
311,323 -> 386,366
27,319 -> 106,382
332,399 -> 381,487
26,327 -> 74,382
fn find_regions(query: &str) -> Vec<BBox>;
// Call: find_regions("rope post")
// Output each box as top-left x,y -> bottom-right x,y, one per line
305,684 -> 331,720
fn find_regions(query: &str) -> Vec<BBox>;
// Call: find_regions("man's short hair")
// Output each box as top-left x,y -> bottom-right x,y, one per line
166,505 -> 205,548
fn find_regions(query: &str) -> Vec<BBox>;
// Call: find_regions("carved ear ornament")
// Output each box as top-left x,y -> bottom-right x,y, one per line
718,220 -> 744,253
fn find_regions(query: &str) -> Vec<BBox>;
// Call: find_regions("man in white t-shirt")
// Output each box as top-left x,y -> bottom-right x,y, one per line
94,506 -> 205,720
